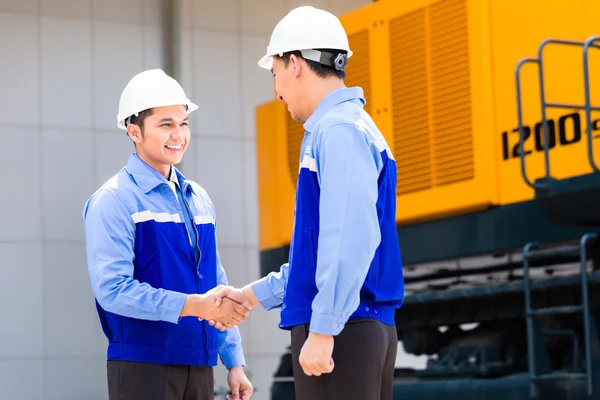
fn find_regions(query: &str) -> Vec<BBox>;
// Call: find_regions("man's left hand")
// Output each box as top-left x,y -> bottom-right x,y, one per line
227,366 -> 253,400
299,332 -> 334,376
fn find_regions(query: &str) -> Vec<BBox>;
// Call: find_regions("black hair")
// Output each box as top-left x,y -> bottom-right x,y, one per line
125,108 -> 154,135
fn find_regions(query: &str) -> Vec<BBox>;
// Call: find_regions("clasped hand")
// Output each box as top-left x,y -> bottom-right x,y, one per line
201,285 -> 259,331
181,285 -> 254,330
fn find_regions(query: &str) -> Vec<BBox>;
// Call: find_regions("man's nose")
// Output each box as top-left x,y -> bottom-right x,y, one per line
171,125 -> 184,138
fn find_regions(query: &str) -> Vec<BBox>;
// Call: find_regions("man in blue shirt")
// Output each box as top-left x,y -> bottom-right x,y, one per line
82,69 -> 253,400
211,6 -> 405,400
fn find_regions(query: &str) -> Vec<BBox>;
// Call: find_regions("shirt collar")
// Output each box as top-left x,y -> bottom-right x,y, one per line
169,166 -> 179,186
303,86 -> 366,133
125,152 -> 188,194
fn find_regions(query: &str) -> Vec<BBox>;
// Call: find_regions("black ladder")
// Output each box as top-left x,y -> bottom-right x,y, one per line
515,35 -> 600,191
523,233 -> 597,397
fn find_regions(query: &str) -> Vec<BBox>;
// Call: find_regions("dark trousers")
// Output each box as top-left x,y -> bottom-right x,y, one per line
290,318 -> 398,400
107,360 -> 213,400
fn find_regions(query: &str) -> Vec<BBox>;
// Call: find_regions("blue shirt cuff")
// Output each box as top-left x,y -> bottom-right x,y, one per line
249,279 -> 282,310
161,292 -> 188,324
309,312 -> 347,336
220,344 -> 246,369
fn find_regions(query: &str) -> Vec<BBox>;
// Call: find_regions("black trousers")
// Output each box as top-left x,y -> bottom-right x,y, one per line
290,318 -> 398,400
107,360 -> 213,400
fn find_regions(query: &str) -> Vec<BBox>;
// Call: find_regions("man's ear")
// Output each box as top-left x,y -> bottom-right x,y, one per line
126,124 -> 142,143
289,54 -> 303,79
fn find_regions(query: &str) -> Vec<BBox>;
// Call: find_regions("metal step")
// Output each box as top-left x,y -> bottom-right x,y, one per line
531,372 -> 587,382
527,305 -> 583,316
524,244 -> 581,260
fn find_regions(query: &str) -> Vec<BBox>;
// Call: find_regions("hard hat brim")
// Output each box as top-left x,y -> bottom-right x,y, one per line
258,54 -> 273,70
116,100 -> 199,130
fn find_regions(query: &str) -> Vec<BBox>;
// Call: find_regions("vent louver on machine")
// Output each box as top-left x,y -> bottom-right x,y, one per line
286,29 -> 372,187
390,8 -> 432,195
390,0 -> 473,195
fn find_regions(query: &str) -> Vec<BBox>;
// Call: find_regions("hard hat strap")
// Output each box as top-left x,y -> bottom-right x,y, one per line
300,49 -> 348,71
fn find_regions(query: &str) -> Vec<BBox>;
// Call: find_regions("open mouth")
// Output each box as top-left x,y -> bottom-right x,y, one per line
165,144 -> 183,150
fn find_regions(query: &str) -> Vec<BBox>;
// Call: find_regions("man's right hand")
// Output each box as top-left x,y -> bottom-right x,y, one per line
207,286 -> 259,330
180,292 -> 250,331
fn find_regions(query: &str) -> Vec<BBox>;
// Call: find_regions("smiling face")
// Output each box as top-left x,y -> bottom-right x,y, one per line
126,105 -> 190,178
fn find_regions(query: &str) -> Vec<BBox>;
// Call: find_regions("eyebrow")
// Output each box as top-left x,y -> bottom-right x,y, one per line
158,117 -> 189,123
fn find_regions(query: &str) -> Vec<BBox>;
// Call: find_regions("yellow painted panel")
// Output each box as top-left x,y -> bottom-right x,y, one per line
491,0 -> 600,205
256,102 -> 281,251
255,0 -> 600,251
256,101 -> 296,251
375,0 -> 497,225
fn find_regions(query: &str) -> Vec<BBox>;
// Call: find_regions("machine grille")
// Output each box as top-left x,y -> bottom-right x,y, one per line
390,0 -> 473,194
430,0 -> 474,185
390,9 -> 432,195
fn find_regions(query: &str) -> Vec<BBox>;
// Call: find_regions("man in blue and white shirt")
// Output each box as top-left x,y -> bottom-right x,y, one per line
212,6 -> 405,400
83,69 -> 253,400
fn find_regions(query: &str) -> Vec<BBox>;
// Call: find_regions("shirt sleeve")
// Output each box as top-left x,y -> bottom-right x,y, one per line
310,123 -> 382,336
249,263 -> 289,311
211,203 -> 246,370
82,189 -> 188,324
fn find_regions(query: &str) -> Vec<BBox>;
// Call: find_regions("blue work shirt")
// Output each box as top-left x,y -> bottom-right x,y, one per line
250,87 -> 405,336
82,152 -> 244,368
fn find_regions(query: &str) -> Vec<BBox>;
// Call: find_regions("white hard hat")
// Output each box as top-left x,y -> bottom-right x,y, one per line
116,69 -> 198,130
258,6 -> 353,71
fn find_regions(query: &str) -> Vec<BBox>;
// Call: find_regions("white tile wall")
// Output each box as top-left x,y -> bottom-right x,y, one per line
194,137 -> 245,246
92,0 -> 142,24
0,125 -> 42,241
284,0 -> 332,13
0,0 -> 38,14
246,247 -> 262,282
41,17 -> 93,128
45,358 -> 108,400
192,30 -> 241,138
0,360 -> 44,400
240,0 -> 285,35
44,243 -> 103,358
0,13 -> 39,125
144,26 -> 164,70
143,0 -> 162,26
94,131 -> 133,186
240,34 -> 274,138
40,0 -> 91,19
219,247 -> 249,288
0,244 -> 44,359
180,0 -> 193,28
42,128 -> 95,242
193,0 -> 240,32
243,140 -> 259,246
0,0 -> 372,398
180,29 -> 194,96
246,354 -> 288,400
92,21 -> 144,130
248,307 -> 290,357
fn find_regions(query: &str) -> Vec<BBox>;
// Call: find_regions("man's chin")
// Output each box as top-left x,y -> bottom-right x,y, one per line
164,154 -> 185,166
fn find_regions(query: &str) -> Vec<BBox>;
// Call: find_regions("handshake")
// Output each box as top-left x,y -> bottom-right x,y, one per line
181,285 -> 259,331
